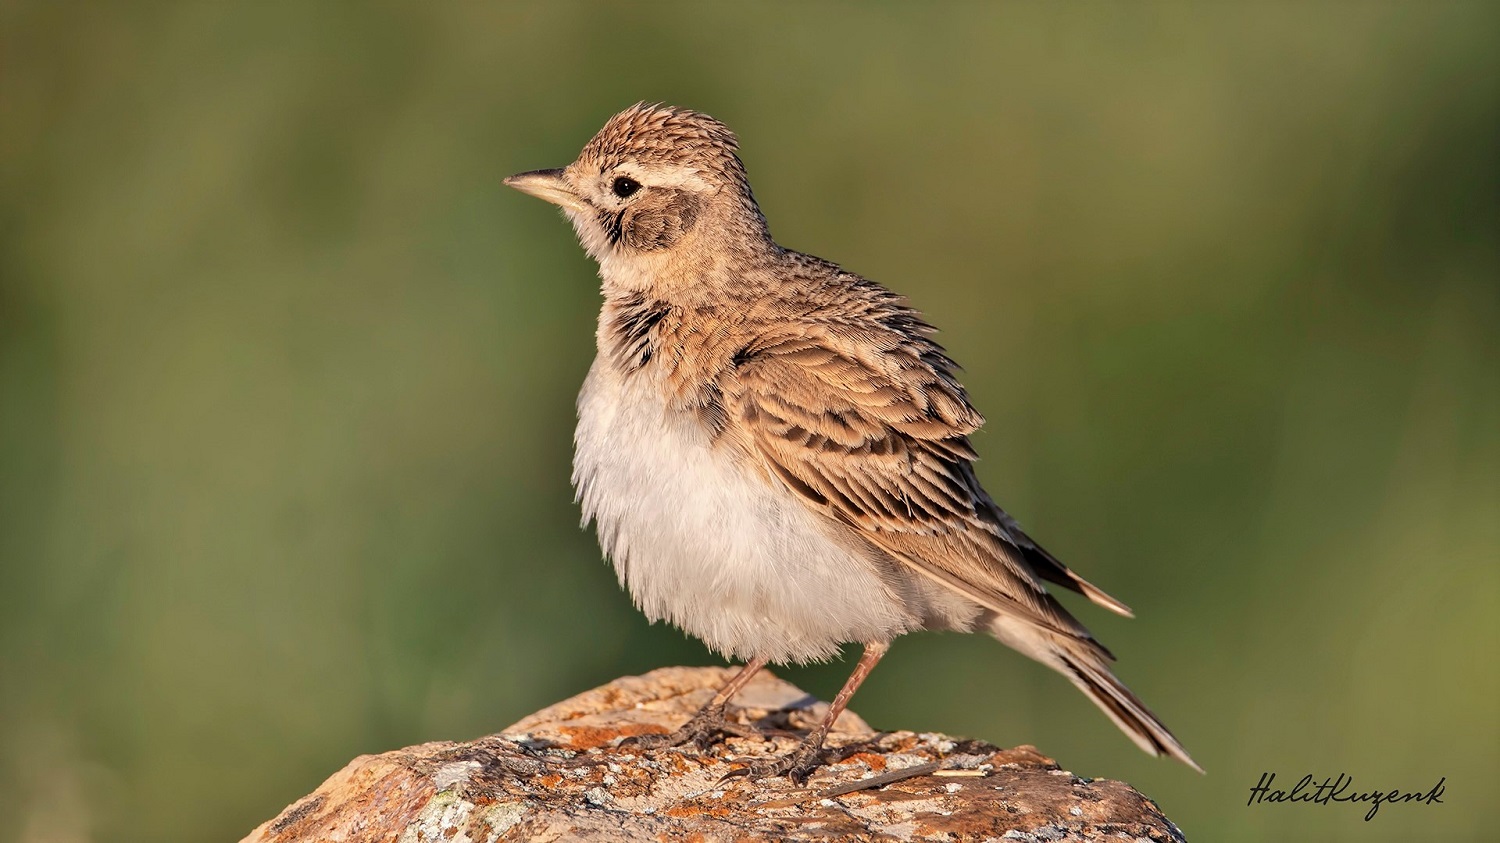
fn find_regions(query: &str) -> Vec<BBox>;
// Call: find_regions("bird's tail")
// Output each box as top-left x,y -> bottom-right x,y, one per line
985,613 -> 1203,773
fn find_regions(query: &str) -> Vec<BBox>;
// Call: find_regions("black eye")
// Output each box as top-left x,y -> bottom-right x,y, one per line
612,176 -> 641,198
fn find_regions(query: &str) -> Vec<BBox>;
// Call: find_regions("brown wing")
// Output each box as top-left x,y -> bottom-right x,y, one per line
723,318 -> 1125,653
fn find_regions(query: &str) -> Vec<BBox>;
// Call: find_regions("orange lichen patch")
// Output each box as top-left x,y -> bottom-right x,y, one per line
664,803 -> 735,820
841,751 -> 889,772
538,774 -> 563,788
659,752 -> 695,775
558,723 -> 663,750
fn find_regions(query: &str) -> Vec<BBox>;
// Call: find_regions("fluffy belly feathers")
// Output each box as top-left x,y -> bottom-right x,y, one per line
571,360 -> 921,663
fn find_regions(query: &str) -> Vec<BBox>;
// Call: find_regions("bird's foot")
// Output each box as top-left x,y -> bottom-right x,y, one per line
620,705 -> 758,752
720,739 -> 828,785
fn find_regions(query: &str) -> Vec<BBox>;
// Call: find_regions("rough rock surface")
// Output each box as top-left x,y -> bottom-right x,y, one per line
241,666 -> 1186,842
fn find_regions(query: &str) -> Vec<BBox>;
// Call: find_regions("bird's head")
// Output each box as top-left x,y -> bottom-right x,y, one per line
505,103 -> 769,282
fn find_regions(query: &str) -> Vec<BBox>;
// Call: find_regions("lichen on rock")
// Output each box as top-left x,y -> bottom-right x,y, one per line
242,666 -> 1187,842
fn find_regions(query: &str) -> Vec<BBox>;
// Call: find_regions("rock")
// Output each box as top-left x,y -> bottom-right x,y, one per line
240,666 -> 1186,842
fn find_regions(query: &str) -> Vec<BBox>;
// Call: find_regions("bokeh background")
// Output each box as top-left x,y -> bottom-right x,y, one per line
2,3 -> 1496,841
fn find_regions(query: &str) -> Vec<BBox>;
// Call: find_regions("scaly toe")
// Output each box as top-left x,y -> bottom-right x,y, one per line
720,744 -> 826,785
620,709 -> 758,753
618,730 -> 685,751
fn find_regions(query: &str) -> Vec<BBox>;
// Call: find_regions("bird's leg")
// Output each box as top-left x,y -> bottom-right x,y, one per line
728,641 -> 890,784
622,656 -> 769,751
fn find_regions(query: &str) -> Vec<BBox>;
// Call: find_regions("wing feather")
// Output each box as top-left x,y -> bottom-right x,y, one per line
724,319 -> 1127,654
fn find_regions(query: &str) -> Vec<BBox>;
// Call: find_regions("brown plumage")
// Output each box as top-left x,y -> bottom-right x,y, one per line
506,102 -> 1200,779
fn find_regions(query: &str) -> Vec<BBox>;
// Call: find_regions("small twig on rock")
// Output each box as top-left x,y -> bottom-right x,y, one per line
759,760 -> 945,808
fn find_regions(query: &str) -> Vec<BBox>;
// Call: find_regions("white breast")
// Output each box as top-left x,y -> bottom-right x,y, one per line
572,357 -> 922,664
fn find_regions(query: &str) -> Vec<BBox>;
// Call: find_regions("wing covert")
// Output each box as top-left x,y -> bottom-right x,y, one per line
724,321 -> 1108,649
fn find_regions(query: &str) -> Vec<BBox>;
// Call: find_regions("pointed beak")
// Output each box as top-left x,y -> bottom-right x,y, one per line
504,168 -> 588,213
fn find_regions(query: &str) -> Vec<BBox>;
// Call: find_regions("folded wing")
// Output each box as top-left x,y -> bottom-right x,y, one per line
722,312 -> 1129,656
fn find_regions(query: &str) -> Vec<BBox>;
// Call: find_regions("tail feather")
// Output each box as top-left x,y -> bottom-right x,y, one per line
1058,647 -> 1203,773
986,613 -> 1202,773
977,495 -> 1135,618
1067,575 -> 1135,619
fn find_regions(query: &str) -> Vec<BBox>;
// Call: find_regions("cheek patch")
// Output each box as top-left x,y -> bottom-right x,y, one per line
622,190 -> 702,251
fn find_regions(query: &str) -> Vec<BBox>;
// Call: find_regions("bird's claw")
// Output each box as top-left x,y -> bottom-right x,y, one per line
619,730 -> 693,751
719,742 -> 826,785
619,707 -> 757,753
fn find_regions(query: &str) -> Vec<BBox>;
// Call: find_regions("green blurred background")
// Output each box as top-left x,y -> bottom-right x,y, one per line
2,3 -> 1496,841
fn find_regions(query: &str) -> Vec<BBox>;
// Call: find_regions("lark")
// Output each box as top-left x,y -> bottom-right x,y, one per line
506,103 -> 1200,780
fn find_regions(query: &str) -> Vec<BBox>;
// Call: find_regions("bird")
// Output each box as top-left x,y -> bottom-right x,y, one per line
504,102 -> 1200,781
